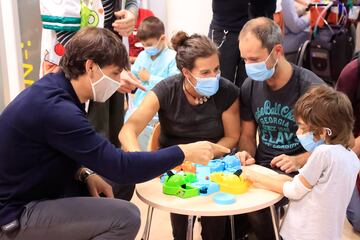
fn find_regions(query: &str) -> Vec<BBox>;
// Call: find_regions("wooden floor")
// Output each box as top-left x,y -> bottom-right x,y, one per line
132,193 -> 360,240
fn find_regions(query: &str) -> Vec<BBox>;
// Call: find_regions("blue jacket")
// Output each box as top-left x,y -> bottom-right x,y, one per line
0,72 -> 184,225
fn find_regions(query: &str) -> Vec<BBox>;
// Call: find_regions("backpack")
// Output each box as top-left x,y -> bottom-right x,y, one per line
306,25 -> 355,85
299,3 -> 355,85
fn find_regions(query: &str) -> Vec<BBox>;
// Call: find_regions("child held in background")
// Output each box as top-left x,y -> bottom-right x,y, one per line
125,16 -> 179,150
243,85 -> 360,240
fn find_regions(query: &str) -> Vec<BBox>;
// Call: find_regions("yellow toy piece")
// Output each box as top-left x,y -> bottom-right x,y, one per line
210,172 -> 250,194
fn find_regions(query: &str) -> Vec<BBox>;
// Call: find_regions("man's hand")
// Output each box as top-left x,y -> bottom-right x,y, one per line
235,151 -> 255,166
270,154 -> 299,173
86,174 -> 114,198
138,68 -> 150,82
113,10 -> 136,36
118,70 -> 146,93
178,141 -> 230,166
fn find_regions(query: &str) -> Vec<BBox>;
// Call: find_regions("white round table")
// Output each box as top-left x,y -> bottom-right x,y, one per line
136,164 -> 283,240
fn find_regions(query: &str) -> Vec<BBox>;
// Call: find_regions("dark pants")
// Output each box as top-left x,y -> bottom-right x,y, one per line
249,0 -> 276,19
0,197 -> 140,240
232,196 -> 288,240
208,28 -> 247,88
347,186 -> 360,232
87,92 -> 135,200
170,213 -> 227,240
87,91 -> 124,147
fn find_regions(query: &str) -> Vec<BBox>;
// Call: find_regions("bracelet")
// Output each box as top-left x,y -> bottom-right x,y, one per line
79,168 -> 95,183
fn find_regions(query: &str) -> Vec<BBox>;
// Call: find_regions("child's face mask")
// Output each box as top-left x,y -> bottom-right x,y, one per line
296,131 -> 324,152
143,36 -> 164,56
296,128 -> 332,152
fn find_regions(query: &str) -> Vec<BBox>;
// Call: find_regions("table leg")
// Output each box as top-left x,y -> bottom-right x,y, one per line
141,206 -> 154,240
229,215 -> 235,240
186,215 -> 194,240
270,205 -> 280,240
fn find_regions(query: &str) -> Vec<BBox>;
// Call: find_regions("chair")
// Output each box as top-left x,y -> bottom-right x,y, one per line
147,122 -> 160,151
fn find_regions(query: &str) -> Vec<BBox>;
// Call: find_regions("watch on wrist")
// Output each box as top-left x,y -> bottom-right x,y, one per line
79,168 -> 95,183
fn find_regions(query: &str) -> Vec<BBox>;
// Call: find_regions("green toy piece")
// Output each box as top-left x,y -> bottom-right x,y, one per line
163,172 -> 199,198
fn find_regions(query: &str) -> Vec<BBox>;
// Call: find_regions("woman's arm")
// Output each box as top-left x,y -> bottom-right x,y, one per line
216,99 -> 240,156
282,0 -> 310,33
119,91 -> 160,151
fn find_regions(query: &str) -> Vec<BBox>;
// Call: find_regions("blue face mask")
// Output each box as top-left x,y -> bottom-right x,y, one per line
187,73 -> 221,97
144,38 -> 162,56
245,49 -> 278,81
144,46 -> 161,56
296,131 -> 324,152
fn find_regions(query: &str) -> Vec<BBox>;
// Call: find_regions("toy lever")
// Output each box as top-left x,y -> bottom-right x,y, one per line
234,169 -> 242,177
166,170 -> 175,177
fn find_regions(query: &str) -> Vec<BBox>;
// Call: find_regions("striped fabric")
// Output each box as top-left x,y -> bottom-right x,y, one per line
56,0 -> 115,45
40,1 -> 81,32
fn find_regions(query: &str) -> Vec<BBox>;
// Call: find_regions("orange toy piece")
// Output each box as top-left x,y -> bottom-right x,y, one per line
173,160 -> 196,173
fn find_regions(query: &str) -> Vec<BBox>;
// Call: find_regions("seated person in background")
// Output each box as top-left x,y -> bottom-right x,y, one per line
282,0 -> 310,63
294,0 -> 310,16
0,27 -> 230,240
236,17 -> 323,240
125,16 -> 179,150
128,8 -> 155,64
243,85 -> 360,240
336,59 -> 360,232
120,31 -> 240,240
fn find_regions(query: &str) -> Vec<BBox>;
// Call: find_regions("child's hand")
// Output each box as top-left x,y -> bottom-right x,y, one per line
270,154 -> 300,173
242,167 -> 259,183
138,68 -> 150,82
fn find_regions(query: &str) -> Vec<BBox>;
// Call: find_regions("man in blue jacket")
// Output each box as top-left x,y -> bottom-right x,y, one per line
0,27 -> 228,240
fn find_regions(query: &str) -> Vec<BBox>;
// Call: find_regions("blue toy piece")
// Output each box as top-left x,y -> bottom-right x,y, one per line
213,193 -> 236,205
207,155 -> 241,173
193,181 -> 220,196
207,160 -> 225,173
222,155 -> 241,173
193,165 -> 220,196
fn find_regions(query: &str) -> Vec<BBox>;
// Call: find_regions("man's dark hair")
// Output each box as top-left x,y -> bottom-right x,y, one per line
60,27 -> 130,79
239,17 -> 282,53
136,16 -> 165,41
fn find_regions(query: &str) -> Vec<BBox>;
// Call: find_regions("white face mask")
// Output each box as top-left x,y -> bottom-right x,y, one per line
90,66 -> 120,102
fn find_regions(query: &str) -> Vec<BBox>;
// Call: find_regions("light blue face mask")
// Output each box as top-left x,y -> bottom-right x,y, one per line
187,73 -> 221,97
144,46 -> 161,56
296,131 -> 325,152
245,49 -> 278,81
144,38 -> 162,56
